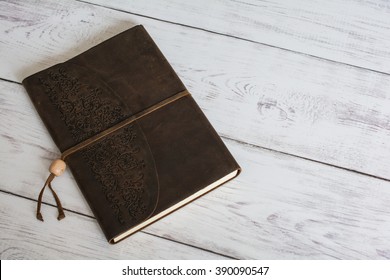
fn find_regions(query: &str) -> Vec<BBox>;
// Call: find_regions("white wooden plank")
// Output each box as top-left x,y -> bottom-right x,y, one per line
2,0 -> 390,259
0,192 -> 227,259
0,0 -> 390,178
85,0 -> 390,74
1,79 -> 390,259
154,140 -> 390,259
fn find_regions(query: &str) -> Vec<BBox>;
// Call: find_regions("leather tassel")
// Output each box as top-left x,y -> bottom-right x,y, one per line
36,159 -> 67,221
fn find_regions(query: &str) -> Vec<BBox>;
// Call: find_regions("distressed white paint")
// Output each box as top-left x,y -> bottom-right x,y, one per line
0,192 -> 227,259
1,0 -> 390,259
1,79 -> 390,259
1,0 -> 390,179
86,0 -> 390,74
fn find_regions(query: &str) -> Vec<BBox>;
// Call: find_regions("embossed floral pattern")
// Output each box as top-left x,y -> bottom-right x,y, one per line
39,67 -> 125,142
81,126 -> 148,224
39,67 -> 149,224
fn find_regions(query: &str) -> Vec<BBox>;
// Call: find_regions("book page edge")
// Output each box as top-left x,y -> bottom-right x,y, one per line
112,169 -> 239,243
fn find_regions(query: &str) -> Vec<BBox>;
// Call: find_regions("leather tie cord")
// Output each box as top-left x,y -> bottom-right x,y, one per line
36,90 -> 190,221
36,173 -> 65,221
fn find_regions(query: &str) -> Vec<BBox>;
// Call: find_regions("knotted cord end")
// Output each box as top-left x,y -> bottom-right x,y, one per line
57,210 -> 66,221
36,212 -> 44,222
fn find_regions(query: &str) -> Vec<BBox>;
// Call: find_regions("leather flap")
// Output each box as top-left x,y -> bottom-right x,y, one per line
25,62 -> 159,238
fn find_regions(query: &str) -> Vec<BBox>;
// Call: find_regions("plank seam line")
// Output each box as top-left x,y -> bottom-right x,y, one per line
75,0 -> 390,77
0,189 -> 94,219
0,189 -> 236,259
141,231 -> 238,260
222,135 -> 390,184
0,77 -> 21,85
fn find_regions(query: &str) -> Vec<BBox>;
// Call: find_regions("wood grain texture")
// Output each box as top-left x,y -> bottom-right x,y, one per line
84,0 -> 390,74
1,0 -> 390,259
1,80 -> 390,259
1,0 -> 390,179
0,192 -> 227,259
147,140 -> 390,259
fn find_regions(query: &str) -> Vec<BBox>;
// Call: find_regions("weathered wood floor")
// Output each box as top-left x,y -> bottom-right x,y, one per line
1,0 -> 390,259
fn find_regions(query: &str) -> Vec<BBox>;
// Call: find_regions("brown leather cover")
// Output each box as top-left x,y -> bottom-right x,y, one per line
22,25 -> 240,243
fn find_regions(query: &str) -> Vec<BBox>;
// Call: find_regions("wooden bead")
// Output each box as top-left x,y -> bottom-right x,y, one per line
49,159 -> 66,176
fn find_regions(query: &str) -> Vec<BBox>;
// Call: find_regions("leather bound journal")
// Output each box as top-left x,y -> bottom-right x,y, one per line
22,25 -> 241,243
